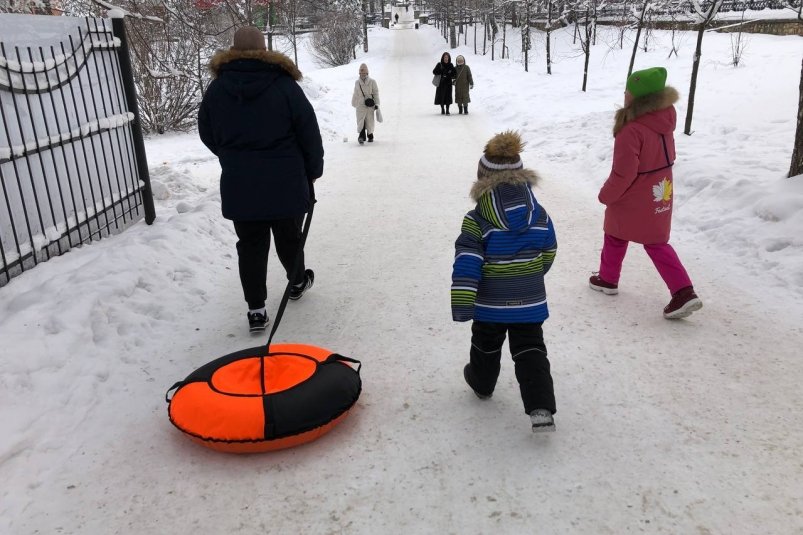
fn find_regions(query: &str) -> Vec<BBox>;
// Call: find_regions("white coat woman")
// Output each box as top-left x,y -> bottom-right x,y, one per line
351,63 -> 380,144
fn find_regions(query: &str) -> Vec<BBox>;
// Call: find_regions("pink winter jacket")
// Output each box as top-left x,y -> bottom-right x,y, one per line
598,87 -> 679,245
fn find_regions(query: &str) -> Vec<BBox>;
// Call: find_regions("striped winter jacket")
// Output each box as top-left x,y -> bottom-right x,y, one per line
451,169 -> 557,323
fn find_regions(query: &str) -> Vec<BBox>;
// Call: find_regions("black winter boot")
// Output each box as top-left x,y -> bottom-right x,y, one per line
458,105 -> 463,114
358,128 -> 366,144
446,105 -> 451,115
367,133 -> 374,142
464,104 -> 469,115
440,105 -> 445,115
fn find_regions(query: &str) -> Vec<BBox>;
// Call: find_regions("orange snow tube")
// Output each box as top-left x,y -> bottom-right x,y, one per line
166,343 -> 361,453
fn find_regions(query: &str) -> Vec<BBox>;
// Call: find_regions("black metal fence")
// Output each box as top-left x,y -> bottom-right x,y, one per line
0,15 -> 154,287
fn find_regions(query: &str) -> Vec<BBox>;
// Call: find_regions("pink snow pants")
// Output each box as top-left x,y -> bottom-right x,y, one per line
598,234 -> 692,294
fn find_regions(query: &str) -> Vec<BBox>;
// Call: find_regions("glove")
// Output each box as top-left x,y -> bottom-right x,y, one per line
470,84 -> 474,90
375,105 -> 379,110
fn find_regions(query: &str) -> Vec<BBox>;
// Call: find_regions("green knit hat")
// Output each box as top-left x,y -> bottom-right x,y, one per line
626,67 -> 667,98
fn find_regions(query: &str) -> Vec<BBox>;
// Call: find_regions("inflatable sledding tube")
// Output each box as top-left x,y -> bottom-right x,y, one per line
166,343 -> 361,453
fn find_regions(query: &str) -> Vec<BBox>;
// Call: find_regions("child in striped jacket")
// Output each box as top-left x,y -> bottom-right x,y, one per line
451,131 -> 558,433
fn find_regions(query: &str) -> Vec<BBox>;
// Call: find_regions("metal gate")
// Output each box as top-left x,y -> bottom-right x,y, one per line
0,14 -> 154,287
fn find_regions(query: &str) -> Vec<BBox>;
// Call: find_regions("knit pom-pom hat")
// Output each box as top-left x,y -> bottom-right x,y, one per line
477,130 -> 525,179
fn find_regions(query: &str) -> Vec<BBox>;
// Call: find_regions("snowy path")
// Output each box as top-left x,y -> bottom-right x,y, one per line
1,27 -> 802,534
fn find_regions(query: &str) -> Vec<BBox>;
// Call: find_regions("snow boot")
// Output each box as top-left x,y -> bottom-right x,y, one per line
367,133 -> 374,143
458,105 -> 464,114
446,105 -> 451,115
663,286 -> 702,319
530,409 -> 555,433
463,364 -> 492,400
358,128 -> 366,144
247,310 -> 268,333
464,104 -> 469,115
589,274 -> 618,295
289,269 -> 315,301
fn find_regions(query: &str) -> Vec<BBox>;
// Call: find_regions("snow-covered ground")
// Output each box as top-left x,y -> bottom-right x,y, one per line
2,22 -> 803,534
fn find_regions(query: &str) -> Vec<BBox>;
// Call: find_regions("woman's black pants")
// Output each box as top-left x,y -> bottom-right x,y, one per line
233,218 -> 306,309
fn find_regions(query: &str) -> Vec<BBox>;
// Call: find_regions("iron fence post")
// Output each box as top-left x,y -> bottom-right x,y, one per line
111,16 -> 155,225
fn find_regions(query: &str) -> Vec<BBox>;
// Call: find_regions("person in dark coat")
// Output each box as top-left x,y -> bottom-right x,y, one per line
433,52 -> 456,115
198,26 -> 324,332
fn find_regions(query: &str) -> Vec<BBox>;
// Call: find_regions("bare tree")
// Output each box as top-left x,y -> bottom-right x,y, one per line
449,1 -> 458,48
784,0 -> 803,177
615,0 -> 629,50
501,1 -> 507,58
666,2 -> 684,59
310,8 -> 361,67
362,0 -> 368,52
627,0 -> 650,77
728,4 -> 749,67
579,3 -> 592,91
790,57 -> 803,178
474,3 -> 478,54
644,13 -> 654,52
545,0 -> 555,74
522,0 -> 532,71
683,0 -> 725,135
575,0 -> 605,91
490,1 -> 498,59
0,0 -> 57,13
274,0 -> 301,66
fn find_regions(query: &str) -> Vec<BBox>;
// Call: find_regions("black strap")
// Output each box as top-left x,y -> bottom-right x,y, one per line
263,183 -> 316,354
325,353 -> 362,373
637,134 -> 674,175
165,381 -> 183,402
359,81 -> 373,101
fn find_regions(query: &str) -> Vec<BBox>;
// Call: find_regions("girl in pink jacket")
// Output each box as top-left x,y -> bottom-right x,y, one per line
589,67 -> 702,319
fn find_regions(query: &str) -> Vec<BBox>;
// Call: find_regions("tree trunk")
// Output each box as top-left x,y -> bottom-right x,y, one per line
684,23 -> 706,135
546,0 -> 552,74
789,57 -> 803,178
474,17 -> 478,55
582,9 -> 591,91
619,1 -> 628,49
483,14 -> 487,55
523,0 -> 530,72
363,0 -> 368,53
491,3 -> 496,60
502,7 -> 507,59
628,0 -> 649,78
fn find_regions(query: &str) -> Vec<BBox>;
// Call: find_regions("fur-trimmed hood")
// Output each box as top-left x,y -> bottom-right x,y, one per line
209,48 -> 302,80
470,168 -> 539,202
470,169 -> 541,231
613,86 -> 679,136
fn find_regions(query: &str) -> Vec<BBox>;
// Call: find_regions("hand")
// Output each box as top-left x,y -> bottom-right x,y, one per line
375,105 -> 379,110
470,85 -> 473,89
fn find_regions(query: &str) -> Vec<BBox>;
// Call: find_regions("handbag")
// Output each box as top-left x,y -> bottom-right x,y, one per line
432,74 -> 441,86
359,83 -> 375,108
375,107 -> 383,123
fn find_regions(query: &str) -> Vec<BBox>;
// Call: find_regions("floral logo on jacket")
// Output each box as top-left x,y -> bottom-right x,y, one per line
652,178 -> 672,203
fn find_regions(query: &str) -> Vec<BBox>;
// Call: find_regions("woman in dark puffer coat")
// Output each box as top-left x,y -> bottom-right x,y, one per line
433,52 -> 456,115
198,26 -> 324,331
